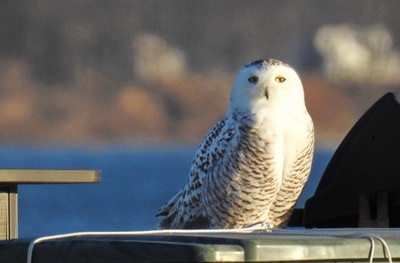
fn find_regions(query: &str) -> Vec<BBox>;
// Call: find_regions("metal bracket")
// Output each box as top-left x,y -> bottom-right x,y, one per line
358,192 -> 389,227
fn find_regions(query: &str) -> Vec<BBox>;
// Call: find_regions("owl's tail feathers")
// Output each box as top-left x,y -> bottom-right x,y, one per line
157,213 -> 176,229
156,190 -> 183,229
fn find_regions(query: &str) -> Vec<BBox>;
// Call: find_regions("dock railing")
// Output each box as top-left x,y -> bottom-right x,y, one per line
0,169 -> 101,240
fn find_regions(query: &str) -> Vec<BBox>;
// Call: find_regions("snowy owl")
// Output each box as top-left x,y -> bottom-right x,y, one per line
156,59 -> 314,229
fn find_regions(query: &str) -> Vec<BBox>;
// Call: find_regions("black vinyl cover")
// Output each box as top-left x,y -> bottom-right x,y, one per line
304,92 -> 400,227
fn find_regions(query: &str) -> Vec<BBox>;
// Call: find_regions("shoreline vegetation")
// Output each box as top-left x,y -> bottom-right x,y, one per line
0,59 -> 357,146
1,1 -> 399,146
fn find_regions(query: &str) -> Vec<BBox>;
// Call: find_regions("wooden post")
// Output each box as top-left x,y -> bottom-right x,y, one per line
0,187 -> 9,240
0,185 -> 17,240
0,169 -> 101,240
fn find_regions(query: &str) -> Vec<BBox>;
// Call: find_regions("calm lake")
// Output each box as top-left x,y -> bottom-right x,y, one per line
0,144 -> 334,238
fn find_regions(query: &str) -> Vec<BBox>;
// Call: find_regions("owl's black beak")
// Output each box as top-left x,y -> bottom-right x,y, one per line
265,89 -> 269,100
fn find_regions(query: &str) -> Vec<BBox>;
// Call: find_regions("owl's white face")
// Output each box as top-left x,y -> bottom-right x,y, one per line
230,59 -> 305,113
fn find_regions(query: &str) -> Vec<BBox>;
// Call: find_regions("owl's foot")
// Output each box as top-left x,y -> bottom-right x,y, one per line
243,220 -> 274,232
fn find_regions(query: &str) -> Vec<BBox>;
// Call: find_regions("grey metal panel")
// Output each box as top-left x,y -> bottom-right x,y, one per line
1,229 -> 398,262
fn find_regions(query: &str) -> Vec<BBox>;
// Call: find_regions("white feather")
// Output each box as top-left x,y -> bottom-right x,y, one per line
157,59 -> 314,229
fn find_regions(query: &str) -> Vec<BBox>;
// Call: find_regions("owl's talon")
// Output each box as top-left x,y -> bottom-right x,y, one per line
244,220 -> 274,232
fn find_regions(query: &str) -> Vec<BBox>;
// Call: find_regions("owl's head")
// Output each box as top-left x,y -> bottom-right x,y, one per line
229,59 -> 306,113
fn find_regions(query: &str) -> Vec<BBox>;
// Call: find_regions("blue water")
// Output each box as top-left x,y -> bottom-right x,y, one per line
0,144 -> 333,238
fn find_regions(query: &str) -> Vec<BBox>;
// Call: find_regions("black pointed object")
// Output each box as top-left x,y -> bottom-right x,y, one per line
304,92 -> 400,228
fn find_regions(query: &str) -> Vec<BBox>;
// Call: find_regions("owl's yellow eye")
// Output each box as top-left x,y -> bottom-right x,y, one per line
275,76 -> 286,83
248,76 -> 259,83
